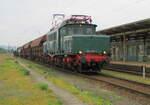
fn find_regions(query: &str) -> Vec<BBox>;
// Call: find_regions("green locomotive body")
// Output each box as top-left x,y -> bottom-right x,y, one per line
64,35 -> 110,54
44,21 -> 110,56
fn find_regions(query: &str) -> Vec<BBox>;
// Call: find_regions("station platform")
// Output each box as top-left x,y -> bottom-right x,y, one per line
110,61 -> 150,68
104,61 -> 150,74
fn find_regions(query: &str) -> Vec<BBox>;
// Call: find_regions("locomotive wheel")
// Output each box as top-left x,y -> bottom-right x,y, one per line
62,63 -> 65,69
77,63 -> 83,73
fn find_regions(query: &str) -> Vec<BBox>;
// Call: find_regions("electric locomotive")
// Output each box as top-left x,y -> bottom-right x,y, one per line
43,15 -> 110,72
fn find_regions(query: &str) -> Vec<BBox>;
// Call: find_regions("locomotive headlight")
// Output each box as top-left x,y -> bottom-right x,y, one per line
103,51 -> 106,54
79,50 -> 83,54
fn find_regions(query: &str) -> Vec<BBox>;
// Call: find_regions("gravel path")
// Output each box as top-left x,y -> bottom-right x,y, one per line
18,61 -> 88,105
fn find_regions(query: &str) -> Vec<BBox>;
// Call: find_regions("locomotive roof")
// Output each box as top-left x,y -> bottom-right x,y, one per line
47,22 -> 97,35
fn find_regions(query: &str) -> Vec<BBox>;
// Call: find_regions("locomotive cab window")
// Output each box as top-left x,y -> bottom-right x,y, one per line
60,24 -> 96,36
60,27 -> 67,36
71,24 -> 96,35
48,32 -> 57,41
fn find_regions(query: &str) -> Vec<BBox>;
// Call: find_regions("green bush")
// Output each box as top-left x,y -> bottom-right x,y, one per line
36,83 -> 48,91
48,101 -> 63,105
17,67 -> 30,76
23,70 -> 30,75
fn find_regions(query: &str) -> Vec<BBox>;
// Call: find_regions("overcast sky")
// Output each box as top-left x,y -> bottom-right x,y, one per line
0,0 -> 150,46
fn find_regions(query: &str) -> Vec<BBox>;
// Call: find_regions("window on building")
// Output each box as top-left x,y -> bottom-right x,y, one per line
147,46 -> 150,55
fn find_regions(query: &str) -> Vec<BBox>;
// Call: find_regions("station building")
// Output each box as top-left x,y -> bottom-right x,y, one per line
97,18 -> 150,62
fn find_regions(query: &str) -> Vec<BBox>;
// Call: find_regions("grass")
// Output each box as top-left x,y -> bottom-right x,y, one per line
18,58 -> 114,105
102,70 -> 150,84
14,61 -> 31,76
0,48 -> 7,54
0,55 -> 62,105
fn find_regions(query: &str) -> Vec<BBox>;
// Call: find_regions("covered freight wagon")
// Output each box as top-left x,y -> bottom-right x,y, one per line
30,35 -> 47,60
22,41 -> 32,58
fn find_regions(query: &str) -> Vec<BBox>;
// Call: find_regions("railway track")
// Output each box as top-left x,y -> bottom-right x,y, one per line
104,64 -> 150,77
87,74 -> 150,97
51,66 -> 150,99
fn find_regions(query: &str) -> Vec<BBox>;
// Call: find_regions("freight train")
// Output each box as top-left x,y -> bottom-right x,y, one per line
15,15 -> 110,72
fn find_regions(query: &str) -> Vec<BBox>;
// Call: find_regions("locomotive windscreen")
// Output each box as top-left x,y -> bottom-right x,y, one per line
61,24 -> 97,36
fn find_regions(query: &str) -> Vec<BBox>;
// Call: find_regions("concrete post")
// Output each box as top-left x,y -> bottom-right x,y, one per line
143,35 -> 146,62
142,66 -> 146,79
123,34 -> 126,62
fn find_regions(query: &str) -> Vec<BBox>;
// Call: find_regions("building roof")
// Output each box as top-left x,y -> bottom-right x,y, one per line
30,35 -> 46,48
97,18 -> 150,35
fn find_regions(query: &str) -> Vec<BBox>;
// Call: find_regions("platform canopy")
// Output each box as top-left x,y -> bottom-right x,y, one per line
97,18 -> 150,36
